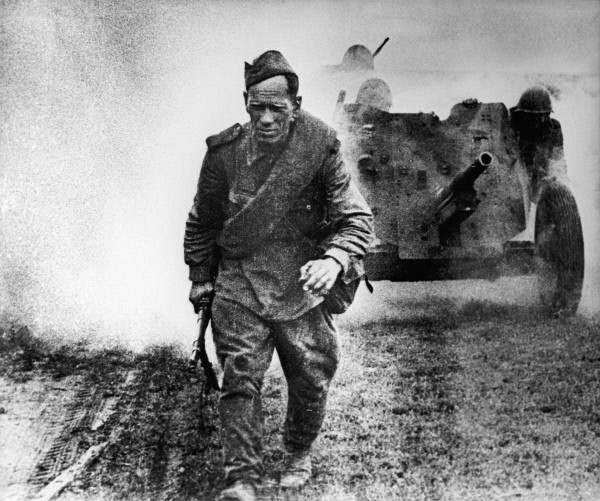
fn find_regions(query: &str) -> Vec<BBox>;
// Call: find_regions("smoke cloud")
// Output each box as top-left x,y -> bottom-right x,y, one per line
1,0 -> 598,350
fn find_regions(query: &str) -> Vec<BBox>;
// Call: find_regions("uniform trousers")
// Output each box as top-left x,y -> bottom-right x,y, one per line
211,297 -> 339,485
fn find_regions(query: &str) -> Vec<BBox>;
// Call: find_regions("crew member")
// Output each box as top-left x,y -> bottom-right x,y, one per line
510,85 -> 567,187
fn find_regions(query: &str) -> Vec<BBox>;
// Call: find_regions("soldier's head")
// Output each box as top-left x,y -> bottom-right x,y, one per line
341,45 -> 374,71
511,85 -> 553,134
243,50 -> 302,147
356,78 -> 392,111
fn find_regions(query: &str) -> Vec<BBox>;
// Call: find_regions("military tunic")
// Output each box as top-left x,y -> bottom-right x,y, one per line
513,116 -> 568,185
184,110 -> 373,486
184,110 -> 374,321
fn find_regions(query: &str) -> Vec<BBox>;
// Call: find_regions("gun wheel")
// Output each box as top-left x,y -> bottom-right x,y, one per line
534,182 -> 584,316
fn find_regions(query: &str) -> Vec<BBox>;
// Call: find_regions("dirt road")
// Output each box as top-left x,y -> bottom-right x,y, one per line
1,280 -> 599,500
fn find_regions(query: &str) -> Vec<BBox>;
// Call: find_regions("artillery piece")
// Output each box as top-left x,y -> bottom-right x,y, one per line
334,87 -> 584,315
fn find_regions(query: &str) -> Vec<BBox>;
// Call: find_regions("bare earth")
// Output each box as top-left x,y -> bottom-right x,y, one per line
1,279 -> 599,501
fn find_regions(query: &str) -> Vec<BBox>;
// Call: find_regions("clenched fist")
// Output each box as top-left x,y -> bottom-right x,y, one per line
189,281 -> 215,313
299,257 -> 342,296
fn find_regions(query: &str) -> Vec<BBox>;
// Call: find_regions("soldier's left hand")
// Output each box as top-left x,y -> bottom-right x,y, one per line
299,257 -> 342,296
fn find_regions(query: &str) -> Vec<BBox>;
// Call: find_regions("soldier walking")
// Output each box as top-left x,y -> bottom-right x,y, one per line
184,51 -> 373,501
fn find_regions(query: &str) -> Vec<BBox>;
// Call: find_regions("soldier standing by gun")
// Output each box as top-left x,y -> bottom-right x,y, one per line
510,85 -> 568,188
184,51 -> 373,501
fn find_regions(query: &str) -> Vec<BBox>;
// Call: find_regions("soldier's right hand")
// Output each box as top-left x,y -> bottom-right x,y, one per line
189,281 -> 215,313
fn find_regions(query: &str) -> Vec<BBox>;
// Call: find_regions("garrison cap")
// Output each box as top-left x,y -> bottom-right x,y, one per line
244,50 -> 297,90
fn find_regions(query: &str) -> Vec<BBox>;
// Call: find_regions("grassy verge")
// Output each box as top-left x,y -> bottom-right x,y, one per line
1,299 -> 599,500
260,299 -> 600,501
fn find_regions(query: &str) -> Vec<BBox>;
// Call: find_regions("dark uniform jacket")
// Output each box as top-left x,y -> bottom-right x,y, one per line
510,114 -> 567,182
184,110 -> 374,321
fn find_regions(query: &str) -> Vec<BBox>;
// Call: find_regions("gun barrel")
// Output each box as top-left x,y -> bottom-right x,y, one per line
434,152 -> 493,213
373,37 -> 389,58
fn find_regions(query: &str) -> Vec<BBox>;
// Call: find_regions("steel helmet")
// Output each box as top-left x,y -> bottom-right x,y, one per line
356,78 -> 392,111
514,85 -> 553,114
341,45 -> 374,70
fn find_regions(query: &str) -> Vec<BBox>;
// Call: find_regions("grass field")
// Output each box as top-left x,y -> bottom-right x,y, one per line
1,279 -> 599,500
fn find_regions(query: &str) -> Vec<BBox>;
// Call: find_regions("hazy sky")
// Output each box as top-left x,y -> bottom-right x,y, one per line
1,0 -> 598,347
162,0 -> 600,76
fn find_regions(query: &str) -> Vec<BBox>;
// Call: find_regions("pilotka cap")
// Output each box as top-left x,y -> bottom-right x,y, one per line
244,50 -> 297,90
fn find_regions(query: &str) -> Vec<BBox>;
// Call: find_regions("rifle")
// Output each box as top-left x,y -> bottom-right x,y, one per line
189,297 -> 220,394
372,37 -> 389,58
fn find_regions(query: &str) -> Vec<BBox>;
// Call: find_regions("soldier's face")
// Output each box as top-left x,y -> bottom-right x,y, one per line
245,76 -> 299,146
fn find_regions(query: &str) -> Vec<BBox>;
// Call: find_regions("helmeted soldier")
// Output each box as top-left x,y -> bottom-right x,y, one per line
341,44 -> 375,70
510,85 -> 567,187
184,50 -> 373,501
355,77 -> 393,111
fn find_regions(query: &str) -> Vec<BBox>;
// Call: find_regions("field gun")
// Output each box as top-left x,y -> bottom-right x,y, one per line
334,88 -> 584,315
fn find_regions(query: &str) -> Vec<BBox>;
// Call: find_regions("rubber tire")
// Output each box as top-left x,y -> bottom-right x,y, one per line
534,182 -> 584,315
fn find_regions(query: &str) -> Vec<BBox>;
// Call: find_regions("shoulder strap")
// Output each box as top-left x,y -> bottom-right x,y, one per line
206,123 -> 243,150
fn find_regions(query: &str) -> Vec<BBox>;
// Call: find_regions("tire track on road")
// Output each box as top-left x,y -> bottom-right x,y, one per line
23,368 -> 136,500
0,375 -> 84,501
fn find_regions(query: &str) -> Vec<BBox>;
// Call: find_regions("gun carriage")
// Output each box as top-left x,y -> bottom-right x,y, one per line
334,87 -> 584,315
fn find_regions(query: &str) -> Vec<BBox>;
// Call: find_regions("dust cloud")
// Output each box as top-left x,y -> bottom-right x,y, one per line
1,0 -> 598,350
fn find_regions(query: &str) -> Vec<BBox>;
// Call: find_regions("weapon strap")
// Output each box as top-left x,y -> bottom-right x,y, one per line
199,342 -> 220,394
196,299 -> 220,394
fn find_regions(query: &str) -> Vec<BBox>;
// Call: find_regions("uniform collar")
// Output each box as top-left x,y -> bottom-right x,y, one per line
246,123 -> 295,165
